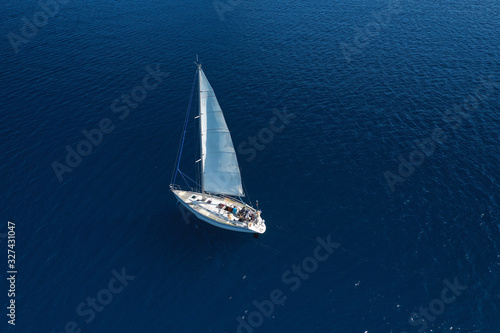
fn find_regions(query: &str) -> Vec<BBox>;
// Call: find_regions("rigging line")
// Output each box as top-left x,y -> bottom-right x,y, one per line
171,69 -> 198,185
179,172 -> 190,188
241,175 -> 253,207
179,170 -> 201,187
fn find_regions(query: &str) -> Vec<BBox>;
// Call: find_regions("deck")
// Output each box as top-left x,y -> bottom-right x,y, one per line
171,189 -> 266,234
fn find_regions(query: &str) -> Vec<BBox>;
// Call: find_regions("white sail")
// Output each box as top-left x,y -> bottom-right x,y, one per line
199,68 -> 244,197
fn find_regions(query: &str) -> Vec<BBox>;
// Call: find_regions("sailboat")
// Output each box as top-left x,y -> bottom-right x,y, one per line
170,61 -> 266,234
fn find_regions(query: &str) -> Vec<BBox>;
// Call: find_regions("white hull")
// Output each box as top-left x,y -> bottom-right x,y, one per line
171,189 -> 266,234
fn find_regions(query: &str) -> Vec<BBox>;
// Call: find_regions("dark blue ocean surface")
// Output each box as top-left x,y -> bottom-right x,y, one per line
1,0 -> 499,332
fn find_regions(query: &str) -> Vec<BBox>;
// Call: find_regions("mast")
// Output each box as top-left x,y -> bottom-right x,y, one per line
197,62 -> 204,196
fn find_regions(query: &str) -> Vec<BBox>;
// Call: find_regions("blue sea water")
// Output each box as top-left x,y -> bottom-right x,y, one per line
1,0 -> 499,332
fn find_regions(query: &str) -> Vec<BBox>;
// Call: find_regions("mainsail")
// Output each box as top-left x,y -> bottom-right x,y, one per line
198,68 -> 244,197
